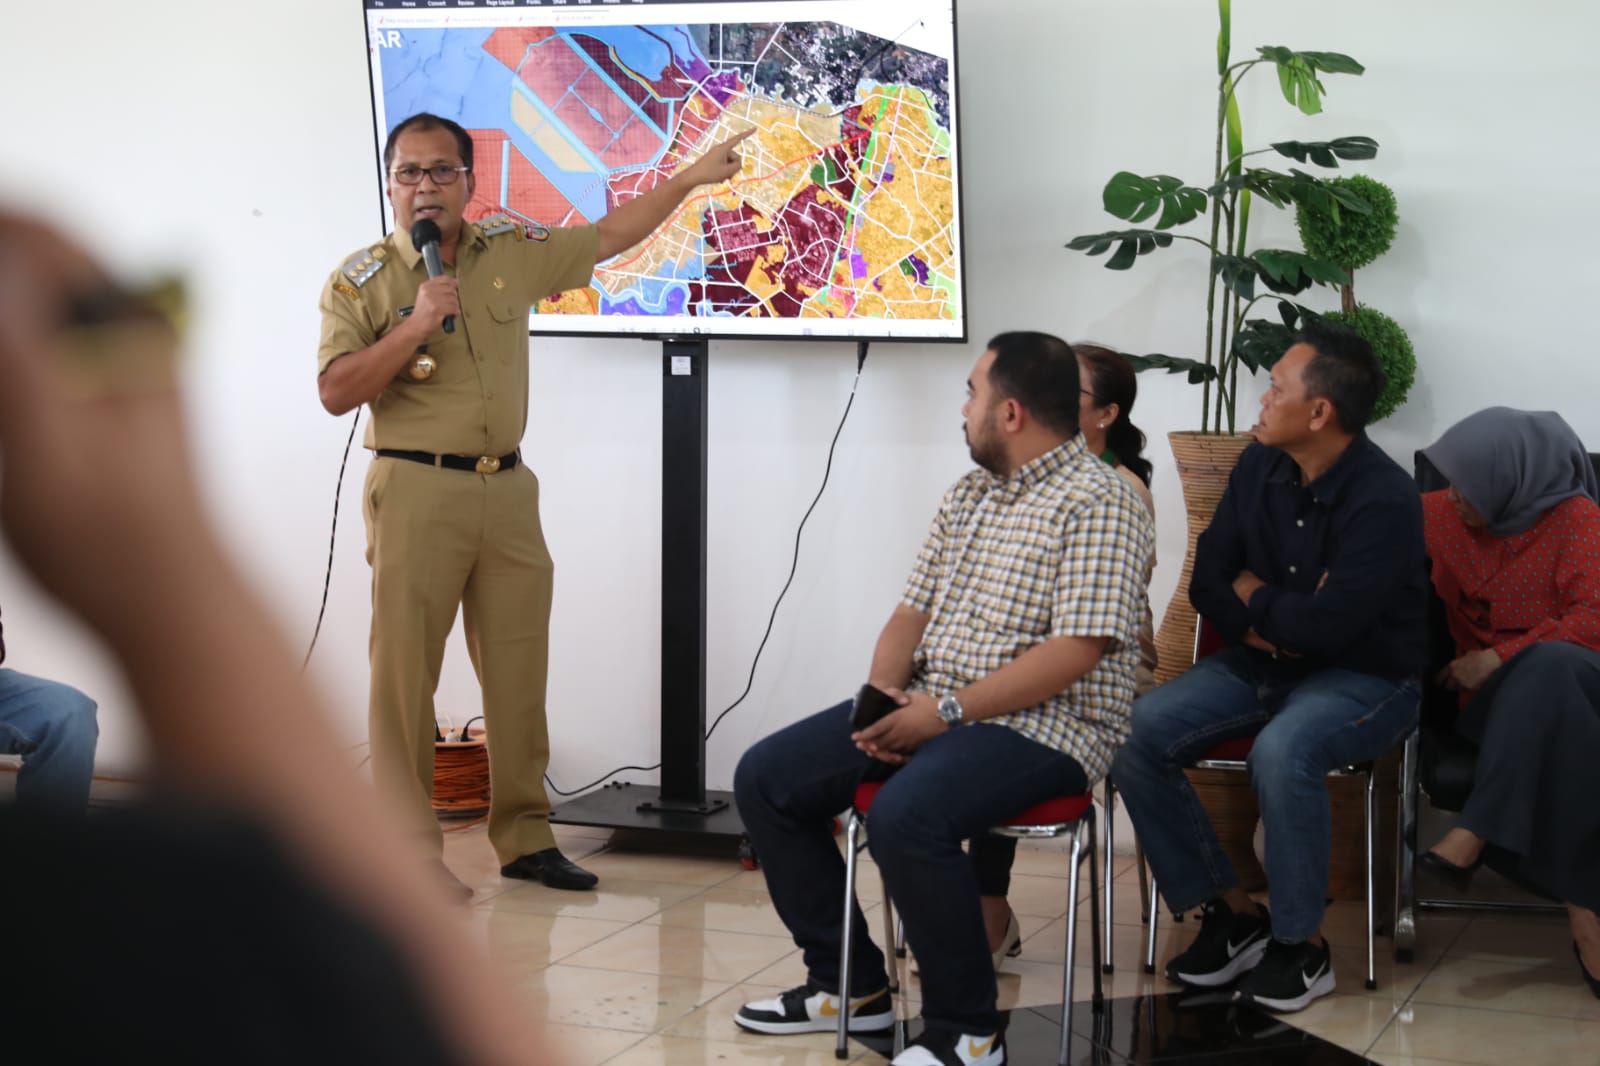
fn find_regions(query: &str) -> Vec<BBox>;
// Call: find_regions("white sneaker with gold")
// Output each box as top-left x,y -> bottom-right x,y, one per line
733,980 -> 892,1034
891,1028 -> 1004,1066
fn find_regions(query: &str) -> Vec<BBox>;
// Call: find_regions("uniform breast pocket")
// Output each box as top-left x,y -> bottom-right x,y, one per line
485,302 -> 528,363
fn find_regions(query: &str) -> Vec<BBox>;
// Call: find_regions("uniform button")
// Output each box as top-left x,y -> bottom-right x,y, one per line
1289,565 -> 1298,574
1296,519 -> 1305,527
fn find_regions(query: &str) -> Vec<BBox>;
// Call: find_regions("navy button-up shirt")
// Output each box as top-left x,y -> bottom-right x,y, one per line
1190,434 -> 1427,680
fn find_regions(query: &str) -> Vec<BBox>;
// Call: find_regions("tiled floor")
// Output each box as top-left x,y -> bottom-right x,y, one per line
441,822 -> 1600,1065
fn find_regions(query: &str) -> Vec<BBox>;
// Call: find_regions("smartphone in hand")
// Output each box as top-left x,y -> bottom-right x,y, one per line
849,683 -> 900,731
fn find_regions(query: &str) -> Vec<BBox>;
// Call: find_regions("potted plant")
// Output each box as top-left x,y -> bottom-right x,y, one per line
1297,174 -> 1416,424
1067,0 -> 1379,681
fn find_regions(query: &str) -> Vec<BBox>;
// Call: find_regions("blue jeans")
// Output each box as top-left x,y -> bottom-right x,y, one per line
0,669 -> 98,812
734,700 -> 1088,1035
1110,649 -> 1417,943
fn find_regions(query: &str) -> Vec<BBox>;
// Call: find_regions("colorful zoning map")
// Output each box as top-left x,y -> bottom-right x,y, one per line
367,8 -> 963,338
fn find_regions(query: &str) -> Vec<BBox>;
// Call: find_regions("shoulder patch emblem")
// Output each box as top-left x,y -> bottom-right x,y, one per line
332,282 -> 360,299
523,222 -> 550,242
341,246 -> 386,288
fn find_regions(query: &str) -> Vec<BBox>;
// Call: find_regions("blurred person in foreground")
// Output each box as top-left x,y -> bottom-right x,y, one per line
0,210 -> 555,1064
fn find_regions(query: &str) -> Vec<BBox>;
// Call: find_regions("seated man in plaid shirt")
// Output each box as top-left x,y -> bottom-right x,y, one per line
732,332 -> 1155,1066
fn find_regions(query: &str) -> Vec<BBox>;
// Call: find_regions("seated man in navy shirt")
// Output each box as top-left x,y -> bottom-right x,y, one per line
1112,319 -> 1425,1013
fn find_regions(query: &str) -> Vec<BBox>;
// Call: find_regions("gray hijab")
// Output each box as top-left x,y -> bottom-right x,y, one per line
1422,407 -> 1598,536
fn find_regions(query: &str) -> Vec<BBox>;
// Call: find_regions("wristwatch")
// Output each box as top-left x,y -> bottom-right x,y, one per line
937,694 -> 965,727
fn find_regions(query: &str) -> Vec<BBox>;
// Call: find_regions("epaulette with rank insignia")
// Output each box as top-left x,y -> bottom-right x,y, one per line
478,214 -> 520,239
341,246 -> 386,288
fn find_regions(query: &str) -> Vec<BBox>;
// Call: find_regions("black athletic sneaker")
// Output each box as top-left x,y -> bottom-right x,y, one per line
1236,937 -> 1336,1012
890,1026 -> 1005,1066
1164,899 -> 1271,987
733,979 -> 893,1034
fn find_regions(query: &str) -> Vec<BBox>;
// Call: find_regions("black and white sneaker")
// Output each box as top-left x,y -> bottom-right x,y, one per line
1236,937 -> 1336,1012
890,1027 -> 1005,1066
1164,899 -> 1271,987
734,979 -> 893,1034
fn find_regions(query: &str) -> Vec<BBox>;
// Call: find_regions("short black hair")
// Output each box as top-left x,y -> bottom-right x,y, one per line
1294,317 -> 1386,433
984,331 -> 1080,436
383,113 -> 474,173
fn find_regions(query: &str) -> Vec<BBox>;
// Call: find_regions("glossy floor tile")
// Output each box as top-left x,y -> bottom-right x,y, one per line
423,823 -> 1595,1064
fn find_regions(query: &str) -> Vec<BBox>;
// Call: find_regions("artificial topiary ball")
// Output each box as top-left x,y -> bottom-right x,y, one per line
1322,305 -> 1415,423
1296,174 -> 1399,272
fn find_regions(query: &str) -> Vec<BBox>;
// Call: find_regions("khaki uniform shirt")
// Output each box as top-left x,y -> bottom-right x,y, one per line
316,216 -> 600,455
901,435 -> 1155,782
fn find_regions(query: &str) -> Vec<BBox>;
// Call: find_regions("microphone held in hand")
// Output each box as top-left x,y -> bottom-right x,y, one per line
409,218 -> 454,334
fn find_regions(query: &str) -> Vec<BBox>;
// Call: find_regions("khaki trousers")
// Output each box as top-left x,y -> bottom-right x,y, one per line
363,455 -> 556,864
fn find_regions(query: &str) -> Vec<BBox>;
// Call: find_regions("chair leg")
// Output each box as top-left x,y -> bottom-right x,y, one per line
1144,873 -> 1159,974
1102,782 -> 1116,975
1135,838 -> 1150,927
1364,764 -> 1378,991
1393,730 -> 1419,964
880,873 -> 898,993
1059,818 -> 1086,1066
1087,809 -> 1105,1004
836,812 -> 863,1060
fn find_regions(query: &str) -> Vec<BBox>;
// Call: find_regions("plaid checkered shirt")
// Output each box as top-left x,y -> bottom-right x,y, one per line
902,434 -> 1155,781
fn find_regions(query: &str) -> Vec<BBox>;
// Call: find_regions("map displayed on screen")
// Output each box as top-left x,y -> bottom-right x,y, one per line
363,0 -> 964,340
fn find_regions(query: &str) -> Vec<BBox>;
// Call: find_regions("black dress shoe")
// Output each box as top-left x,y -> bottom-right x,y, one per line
1418,849 -> 1483,891
500,847 -> 598,891
1578,942 -> 1600,999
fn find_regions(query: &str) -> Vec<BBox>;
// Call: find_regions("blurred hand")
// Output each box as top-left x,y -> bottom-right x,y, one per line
0,212 -> 204,626
1436,648 -> 1502,692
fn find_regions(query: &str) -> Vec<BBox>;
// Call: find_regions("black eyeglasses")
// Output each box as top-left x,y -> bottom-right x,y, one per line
390,164 -> 471,186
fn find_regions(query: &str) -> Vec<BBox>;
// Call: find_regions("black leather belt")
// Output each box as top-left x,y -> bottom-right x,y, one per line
376,449 -> 519,475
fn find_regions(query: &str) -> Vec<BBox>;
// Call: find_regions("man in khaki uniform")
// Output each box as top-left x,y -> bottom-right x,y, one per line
317,113 -> 752,894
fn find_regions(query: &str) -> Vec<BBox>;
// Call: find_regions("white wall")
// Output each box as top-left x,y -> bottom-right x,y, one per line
1,1 -> 1596,793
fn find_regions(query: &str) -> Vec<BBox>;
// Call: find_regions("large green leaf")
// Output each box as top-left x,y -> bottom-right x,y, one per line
1217,0 -> 1231,75
1212,254 -> 1258,302
1209,168 -> 1372,222
1253,249 -> 1351,290
1257,46 -> 1365,115
1231,314 -> 1300,373
1124,353 -> 1219,383
1102,172 -> 1209,229
1212,250 -> 1349,301
1066,228 -> 1175,270
1270,136 -> 1379,168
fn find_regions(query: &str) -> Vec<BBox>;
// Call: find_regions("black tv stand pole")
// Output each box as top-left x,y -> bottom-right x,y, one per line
550,338 -> 744,839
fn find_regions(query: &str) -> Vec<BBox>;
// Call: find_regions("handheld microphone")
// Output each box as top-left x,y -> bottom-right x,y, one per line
409,218 -> 455,334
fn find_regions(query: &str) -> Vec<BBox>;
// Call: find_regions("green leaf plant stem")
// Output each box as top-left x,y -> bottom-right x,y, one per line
1066,0 -> 1377,432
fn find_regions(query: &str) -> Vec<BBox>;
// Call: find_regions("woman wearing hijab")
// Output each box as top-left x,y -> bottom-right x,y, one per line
1417,407 -> 1600,998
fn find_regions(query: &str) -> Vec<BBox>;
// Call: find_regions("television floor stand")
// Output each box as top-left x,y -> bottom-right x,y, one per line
550,338 -> 747,852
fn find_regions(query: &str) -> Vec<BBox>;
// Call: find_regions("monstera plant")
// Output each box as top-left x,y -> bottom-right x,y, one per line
1067,0 -> 1377,434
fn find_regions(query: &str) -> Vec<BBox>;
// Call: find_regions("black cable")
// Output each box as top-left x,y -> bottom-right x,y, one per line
545,762 -> 663,798
543,341 -> 869,796
301,410 -> 361,672
704,338 -> 868,742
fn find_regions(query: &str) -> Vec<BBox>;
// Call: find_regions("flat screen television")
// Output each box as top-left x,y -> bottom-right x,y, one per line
362,0 -> 965,342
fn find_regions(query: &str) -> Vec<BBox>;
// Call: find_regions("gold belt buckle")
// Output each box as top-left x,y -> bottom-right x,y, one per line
475,455 -> 501,475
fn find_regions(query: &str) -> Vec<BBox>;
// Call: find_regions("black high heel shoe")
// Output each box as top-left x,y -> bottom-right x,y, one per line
1578,942 -> 1600,999
1418,849 -> 1484,891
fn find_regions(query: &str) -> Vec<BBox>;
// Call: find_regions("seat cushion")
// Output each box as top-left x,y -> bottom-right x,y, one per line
851,782 -> 1092,827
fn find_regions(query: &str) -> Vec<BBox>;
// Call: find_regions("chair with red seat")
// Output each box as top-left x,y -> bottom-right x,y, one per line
836,781 -> 1104,1065
1137,620 -> 1387,990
